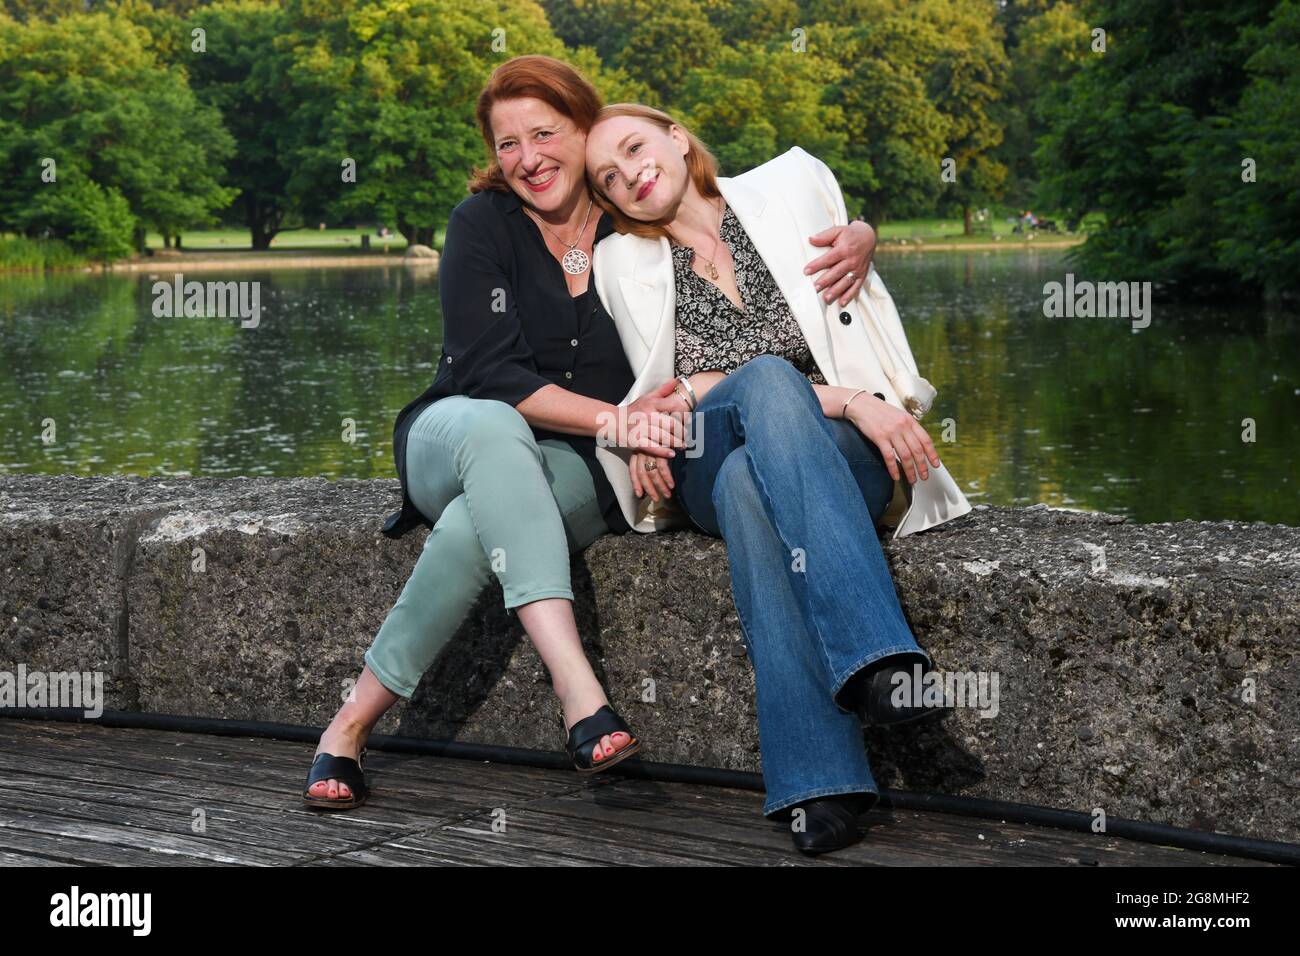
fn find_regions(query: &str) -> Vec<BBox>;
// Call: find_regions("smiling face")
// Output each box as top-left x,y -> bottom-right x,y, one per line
489,96 -> 588,215
586,114 -> 691,222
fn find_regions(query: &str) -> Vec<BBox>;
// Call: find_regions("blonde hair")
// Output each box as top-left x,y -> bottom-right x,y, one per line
587,103 -> 722,240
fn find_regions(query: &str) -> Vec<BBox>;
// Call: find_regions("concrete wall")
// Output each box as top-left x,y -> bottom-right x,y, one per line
1,474 -> 1296,843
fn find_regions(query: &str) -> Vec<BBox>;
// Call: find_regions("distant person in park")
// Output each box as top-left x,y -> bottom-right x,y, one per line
584,103 -> 971,854
302,55 -> 876,816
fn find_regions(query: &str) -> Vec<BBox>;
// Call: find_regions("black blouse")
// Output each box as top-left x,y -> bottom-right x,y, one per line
381,187 -> 635,539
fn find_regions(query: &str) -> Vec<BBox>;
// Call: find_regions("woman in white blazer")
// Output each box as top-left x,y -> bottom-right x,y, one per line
585,104 -> 971,854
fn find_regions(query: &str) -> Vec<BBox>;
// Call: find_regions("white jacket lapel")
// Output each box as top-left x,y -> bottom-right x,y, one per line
718,176 -> 836,385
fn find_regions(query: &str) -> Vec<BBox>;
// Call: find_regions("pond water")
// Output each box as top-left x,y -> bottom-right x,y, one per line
1,249 -> 1296,525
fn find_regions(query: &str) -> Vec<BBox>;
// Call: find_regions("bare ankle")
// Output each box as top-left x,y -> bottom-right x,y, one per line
326,712 -> 371,744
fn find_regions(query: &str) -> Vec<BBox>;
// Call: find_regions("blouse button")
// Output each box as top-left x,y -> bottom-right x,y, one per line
570,338 -> 579,347
564,371 -> 573,379
838,311 -> 852,325
445,356 -> 453,363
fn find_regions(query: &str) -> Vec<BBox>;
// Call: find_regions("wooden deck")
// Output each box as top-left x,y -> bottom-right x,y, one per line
0,718 -> 1278,867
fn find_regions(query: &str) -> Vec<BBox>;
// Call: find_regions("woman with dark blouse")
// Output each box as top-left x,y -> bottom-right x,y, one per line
302,56 -> 877,811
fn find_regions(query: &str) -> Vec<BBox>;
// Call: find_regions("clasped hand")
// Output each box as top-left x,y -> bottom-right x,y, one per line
620,379 -> 692,501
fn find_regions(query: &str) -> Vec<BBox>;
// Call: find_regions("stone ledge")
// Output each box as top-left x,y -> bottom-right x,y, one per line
1,474 -> 1296,843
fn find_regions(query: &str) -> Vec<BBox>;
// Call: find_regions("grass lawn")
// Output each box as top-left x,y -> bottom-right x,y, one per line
876,213 -> 1100,245
144,227 -> 445,252
8,213 -> 1090,269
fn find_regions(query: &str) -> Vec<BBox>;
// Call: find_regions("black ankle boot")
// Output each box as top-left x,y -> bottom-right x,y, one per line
788,793 -> 874,855
844,656 -> 947,728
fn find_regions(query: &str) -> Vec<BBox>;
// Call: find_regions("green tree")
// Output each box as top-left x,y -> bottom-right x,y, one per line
2,0 -> 91,21
816,19 -> 949,221
545,0 -> 724,106
543,0 -> 630,60
278,0 -> 637,246
912,0 -> 1010,234
809,2 -> 1008,227
0,9 -> 236,254
1215,0 -> 1300,297
11,174 -> 136,260
171,0 -> 300,249
997,2 -> 1090,208
675,40 -> 845,175
1036,0 -> 1284,295
614,0 -> 723,106
697,0 -> 799,47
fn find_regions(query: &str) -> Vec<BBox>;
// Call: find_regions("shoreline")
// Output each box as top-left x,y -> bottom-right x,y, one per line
0,253 -> 434,275
1,238 -> 1083,275
109,253 -> 432,273
876,237 -> 1084,253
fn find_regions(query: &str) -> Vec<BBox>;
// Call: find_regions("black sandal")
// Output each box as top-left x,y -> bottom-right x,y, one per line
303,747 -> 369,810
564,705 -> 641,773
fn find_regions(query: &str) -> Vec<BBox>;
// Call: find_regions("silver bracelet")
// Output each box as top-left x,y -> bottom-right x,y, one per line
675,375 -> 698,411
841,387 -> 869,419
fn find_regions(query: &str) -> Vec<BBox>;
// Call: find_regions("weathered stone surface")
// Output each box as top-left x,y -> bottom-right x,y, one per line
1,475 -> 1296,843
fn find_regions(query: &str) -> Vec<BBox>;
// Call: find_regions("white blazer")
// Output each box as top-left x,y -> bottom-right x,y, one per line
591,146 -> 971,538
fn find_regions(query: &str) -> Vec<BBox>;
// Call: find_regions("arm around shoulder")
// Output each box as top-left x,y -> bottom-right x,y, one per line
791,146 -> 850,228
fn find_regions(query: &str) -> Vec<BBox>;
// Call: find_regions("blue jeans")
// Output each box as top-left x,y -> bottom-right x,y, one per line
667,355 -> 933,817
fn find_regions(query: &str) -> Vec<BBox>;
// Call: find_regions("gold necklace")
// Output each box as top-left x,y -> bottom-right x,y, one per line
696,233 -> 721,280
673,200 -> 724,280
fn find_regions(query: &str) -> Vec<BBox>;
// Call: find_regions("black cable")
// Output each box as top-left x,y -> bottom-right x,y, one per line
4,706 -> 1297,866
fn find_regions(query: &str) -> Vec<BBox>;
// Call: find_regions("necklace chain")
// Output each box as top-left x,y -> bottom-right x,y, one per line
527,196 -> 594,275
671,198 -> 724,280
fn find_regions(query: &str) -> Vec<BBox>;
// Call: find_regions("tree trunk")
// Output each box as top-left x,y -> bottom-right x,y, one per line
963,204 -> 973,236
247,198 -> 282,251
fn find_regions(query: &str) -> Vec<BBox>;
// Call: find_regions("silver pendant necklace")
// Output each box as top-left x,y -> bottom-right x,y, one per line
529,196 -> 594,275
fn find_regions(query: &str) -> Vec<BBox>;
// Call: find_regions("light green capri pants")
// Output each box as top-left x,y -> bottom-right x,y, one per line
365,396 -> 612,699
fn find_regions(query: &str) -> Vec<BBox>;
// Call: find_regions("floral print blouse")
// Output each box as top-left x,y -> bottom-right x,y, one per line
670,203 -> 826,385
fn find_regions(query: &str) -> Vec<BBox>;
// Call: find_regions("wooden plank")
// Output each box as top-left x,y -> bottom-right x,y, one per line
0,719 -> 1279,867
849,807 -> 1267,867
0,778 -> 417,862
0,747 -> 521,831
320,829 -> 606,867
506,777 -> 1270,867
0,827 -> 217,867
0,849 -> 78,866
0,721 -> 594,824
0,719 -> 625,865
429,809 -> 791,866
0,719 -> 599,808
487,784 -> 892,867
0,804 -> 297,865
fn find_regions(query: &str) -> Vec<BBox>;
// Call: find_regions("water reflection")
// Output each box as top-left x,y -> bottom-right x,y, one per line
1,251 -> 1296,525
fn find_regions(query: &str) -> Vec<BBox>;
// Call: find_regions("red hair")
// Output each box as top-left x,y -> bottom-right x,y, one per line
468,55 -> 603,194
